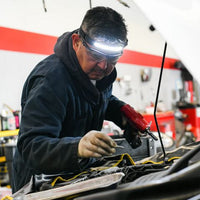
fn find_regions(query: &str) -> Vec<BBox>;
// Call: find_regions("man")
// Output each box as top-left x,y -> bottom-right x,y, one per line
12,6 -> 141,193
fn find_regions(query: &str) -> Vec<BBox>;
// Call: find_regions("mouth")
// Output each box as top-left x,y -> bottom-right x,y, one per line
87,64 -> 114,80
90,72 -> 106,79
86,69 -> 106,80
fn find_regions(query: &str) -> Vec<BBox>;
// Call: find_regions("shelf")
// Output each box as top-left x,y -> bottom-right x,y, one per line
0,129 -> 19,138
0,156 -> 6,163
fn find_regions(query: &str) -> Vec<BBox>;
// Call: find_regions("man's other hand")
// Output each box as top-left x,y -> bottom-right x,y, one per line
78,131 -> 117,158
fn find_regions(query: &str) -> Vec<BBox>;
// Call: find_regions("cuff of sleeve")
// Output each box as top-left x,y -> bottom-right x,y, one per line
72,139 -> 96,171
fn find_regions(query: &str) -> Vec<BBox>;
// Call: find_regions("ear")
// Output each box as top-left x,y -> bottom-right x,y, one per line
72,33 -> 81,51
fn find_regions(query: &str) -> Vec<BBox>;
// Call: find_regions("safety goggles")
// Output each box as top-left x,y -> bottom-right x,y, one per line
79,28 -> 127,63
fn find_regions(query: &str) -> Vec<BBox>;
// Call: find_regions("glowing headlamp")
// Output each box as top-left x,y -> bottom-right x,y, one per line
93,41 -> 124,53
79,27 -> 127,57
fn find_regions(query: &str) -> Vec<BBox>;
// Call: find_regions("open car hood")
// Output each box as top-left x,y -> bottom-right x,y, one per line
133,0 -> 200,83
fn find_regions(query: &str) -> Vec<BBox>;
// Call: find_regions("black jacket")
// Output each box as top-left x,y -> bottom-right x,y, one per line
12,30 -> 125,192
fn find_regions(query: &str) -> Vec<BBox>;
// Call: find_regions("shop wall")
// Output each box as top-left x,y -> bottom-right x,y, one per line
114,64 -> 181,112
0,0 -> 181,111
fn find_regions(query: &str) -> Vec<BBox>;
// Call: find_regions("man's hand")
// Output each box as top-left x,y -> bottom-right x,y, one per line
78,131 -> 117,158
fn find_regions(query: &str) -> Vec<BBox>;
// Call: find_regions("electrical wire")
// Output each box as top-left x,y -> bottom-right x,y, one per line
154,42 -> 168,160
51,153 -> 135,187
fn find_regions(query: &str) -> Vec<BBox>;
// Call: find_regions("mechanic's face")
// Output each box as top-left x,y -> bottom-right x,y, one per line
72,34 -> 119,80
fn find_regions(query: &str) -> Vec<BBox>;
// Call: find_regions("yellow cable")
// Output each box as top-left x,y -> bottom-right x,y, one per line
168,156 -> 181,162
51,153 -> 135,187
142,156 -> 181,165
90,153 -> 136,171
51,171 -> 88,187
112,153 -> 136,167
51,154 -> 183,188
142,160 -> 164,165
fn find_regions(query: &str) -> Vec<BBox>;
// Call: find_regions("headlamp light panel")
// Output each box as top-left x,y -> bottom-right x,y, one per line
79,27 -> 127,57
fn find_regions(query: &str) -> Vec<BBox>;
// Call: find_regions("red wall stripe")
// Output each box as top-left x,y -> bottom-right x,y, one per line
118,49 -> 178,69
0,27 -> 57,55
0,26 -> 178,69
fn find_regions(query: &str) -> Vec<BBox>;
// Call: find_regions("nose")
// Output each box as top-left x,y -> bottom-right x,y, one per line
97,59 -> 107,70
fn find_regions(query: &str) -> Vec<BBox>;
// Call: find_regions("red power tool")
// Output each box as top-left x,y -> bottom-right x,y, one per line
121,104 -> 158,141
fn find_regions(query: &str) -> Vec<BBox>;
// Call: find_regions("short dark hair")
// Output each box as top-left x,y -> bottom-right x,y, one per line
80,6 -> 128,44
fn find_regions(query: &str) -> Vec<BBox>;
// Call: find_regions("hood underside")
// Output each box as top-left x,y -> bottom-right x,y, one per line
133,0 -> 200,83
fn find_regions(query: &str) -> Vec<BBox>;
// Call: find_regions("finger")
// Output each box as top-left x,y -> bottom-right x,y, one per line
83,147 -> 109,157
95,132 -> 117,147
87,142 -> 115,156
90,136 -> 116,154
81,148 -> 103,158
84,149 -> 103,158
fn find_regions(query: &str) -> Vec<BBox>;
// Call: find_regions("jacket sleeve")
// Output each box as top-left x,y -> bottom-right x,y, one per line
105,94 -> 126,129
18,76 -> 87,175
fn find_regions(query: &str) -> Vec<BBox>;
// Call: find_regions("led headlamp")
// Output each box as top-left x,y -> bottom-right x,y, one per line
79,27 -> 127,57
